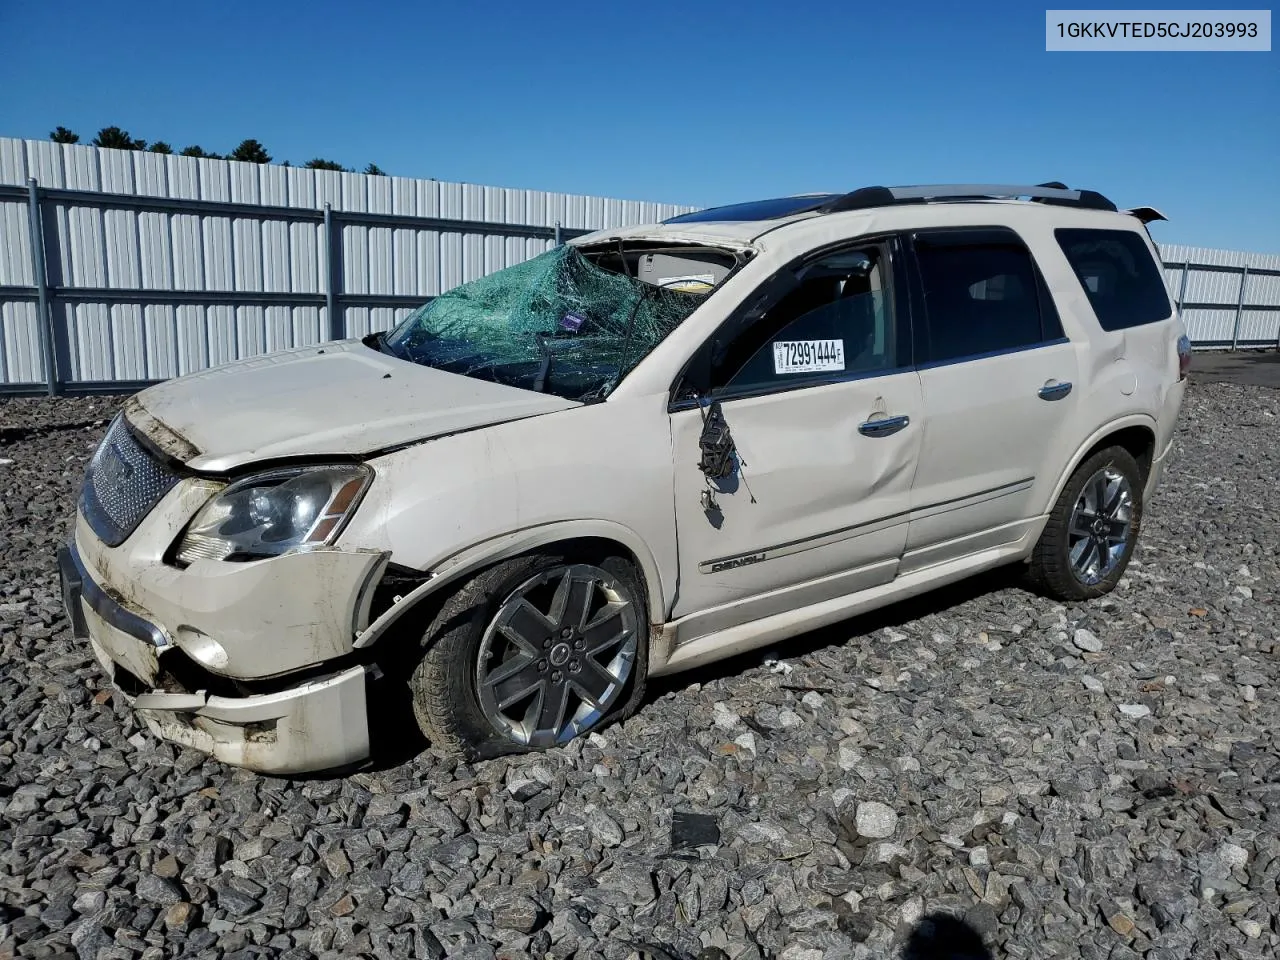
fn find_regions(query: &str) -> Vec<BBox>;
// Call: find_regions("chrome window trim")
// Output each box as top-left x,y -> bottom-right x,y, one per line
669,362 -> 914,412
668,231 -> 1080,412
669,337 -> 1071,412
914,337 -> 1070,373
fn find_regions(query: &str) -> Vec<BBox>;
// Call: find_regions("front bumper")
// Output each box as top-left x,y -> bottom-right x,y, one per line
59,543 -> 373,774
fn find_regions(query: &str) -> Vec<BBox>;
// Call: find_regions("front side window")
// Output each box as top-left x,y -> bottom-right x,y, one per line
1055,228 -> 1173,331
913,230 -> 1059,364
712,247 -> 896,394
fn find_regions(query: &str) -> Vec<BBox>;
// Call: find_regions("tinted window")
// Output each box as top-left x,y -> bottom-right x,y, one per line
714,248 -> 896,393
1056,228 -> 1172,331
914,232 -> 1056,363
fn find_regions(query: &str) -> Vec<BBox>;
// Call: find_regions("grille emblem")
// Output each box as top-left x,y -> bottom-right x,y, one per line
98,444 -> 136,486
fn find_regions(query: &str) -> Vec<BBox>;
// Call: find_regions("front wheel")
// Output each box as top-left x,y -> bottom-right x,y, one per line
1026,446 -> 1144,601
409,552 -> 647,759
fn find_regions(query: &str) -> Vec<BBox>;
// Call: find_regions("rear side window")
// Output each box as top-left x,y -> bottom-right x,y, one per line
913,229 -> 1063,364
1055,228 -> 1172,331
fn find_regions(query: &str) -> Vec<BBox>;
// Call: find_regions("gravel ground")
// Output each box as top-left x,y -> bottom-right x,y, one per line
1,381 -> 1277,960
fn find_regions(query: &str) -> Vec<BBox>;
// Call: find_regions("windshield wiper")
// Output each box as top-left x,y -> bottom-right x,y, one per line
532,331 -> 588,393
362,331 -> 395,356
533,333 -> 553,393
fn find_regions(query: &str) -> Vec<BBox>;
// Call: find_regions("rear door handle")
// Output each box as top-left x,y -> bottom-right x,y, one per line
858,415 -> 910,438
1038,381 -> 1073,401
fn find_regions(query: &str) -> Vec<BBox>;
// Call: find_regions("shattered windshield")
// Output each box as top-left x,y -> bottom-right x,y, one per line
381,245 -> 711,402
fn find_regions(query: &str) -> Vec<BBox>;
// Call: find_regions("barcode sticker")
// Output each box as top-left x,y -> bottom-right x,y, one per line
772,339 -> 845,374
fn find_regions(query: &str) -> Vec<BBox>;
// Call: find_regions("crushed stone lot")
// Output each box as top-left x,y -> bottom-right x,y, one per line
1,381 -> 1278,960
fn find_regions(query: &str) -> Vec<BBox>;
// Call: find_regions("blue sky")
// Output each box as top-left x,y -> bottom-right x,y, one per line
2,0 -> 1276,252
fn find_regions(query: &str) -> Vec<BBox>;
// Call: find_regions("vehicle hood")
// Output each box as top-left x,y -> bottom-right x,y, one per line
128,340 -> 579,472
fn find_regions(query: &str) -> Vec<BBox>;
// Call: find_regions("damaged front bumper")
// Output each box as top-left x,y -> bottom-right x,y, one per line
59,541 -> 375,775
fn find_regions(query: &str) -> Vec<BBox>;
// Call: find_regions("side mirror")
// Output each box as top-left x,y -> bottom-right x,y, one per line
698,401 -> 737,480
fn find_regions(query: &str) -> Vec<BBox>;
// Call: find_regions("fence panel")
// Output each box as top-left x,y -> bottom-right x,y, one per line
1,135 -> 1277,394
0,137 -> 694,392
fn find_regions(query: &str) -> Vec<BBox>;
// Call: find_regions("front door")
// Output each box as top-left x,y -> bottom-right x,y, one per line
667,242 -> 924,633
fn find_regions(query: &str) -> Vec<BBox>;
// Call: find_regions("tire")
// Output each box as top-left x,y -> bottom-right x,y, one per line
1026,445 -> 1144,601
408,550 -> 648,760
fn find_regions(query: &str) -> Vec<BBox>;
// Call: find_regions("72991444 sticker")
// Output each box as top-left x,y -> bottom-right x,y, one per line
772,339 -> 845,375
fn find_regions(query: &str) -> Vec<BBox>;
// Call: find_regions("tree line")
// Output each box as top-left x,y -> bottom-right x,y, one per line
48,126 -> 386,176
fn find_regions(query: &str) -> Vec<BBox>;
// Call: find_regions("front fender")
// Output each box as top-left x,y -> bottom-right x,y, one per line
353,518 -> 670,650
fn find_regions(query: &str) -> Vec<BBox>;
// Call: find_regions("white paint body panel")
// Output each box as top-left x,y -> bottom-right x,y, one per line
904,342 -> 1081,571
73,480 -> 385,774
131,339 -> 578,471
345,393 -> 681,619
66,197 -> 1187,772
669,372 -> 923,622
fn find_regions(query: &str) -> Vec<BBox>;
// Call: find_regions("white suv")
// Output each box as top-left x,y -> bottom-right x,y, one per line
59,184 -> 1189,773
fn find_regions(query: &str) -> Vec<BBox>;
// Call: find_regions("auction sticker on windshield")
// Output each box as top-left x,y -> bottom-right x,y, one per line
658,274 -> 716,292
773,339 -> 845,375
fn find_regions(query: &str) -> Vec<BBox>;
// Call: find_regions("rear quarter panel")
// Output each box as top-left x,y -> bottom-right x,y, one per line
1023,215 -> 1185,512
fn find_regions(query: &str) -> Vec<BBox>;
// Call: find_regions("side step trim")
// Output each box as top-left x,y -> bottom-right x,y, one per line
652,540 -> 1029,677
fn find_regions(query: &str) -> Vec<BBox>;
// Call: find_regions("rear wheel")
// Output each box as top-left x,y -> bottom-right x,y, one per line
409,551 -> 647,759
1027,446 -> 1143,601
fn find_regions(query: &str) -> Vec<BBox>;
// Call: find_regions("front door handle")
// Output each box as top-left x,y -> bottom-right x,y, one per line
858,415 -> 910,438
1038,381 -> 1073,401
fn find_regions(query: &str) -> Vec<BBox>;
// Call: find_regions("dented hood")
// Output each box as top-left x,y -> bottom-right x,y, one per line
129,340 -> 579,472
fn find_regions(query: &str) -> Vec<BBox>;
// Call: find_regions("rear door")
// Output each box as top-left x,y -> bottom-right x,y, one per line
901,227 -> 1082,573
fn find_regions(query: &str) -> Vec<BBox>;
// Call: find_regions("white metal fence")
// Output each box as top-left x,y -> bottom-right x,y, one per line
1,136 -> 1276,395
0,137 -> 694,394
1158,244 -> 1280,349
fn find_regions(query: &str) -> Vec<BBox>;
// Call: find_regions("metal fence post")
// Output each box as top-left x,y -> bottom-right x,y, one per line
1231,265 -> 1249,351
323,203 -> 343,341
1176,261 -> 1190,313
26,178 -> 59,396
554,220 -> 562,246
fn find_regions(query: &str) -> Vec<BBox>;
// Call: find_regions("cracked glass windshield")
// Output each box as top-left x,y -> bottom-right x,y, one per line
378,244 -> 721,401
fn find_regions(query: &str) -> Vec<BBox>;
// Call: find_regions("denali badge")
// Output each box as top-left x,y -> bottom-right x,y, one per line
705,552 -> 767,574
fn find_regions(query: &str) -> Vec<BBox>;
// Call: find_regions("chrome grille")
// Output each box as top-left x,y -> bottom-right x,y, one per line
81,416 -> 180,547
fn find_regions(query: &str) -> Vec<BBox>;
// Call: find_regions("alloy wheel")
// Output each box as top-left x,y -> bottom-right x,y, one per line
1068,466 -> 1134,585
475,564 -> 639,747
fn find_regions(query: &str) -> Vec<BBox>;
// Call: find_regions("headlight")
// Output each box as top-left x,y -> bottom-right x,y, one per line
176,465 -> 372,564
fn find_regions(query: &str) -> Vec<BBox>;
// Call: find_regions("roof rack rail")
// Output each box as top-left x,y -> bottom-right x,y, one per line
819,183 -> 1117,214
